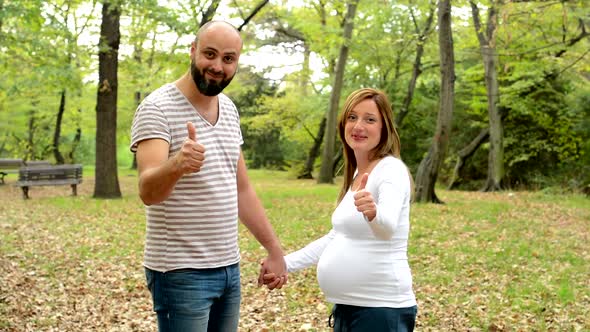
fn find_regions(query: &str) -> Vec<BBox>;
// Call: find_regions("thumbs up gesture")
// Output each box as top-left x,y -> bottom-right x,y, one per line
175,121 -> 205,174
353,173 -> 376,221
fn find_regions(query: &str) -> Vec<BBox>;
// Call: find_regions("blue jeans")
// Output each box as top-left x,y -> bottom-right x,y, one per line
329,304 -> 418,332
145,263 -> 241,332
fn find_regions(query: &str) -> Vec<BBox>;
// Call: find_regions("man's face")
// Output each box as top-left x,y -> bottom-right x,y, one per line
190,57 -> 235,96
190,24 -> 241,96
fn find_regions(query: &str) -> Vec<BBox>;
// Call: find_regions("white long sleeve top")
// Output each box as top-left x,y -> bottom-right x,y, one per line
285,156 -> 417,308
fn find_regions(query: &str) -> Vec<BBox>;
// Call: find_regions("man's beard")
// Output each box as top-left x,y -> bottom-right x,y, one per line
190,60 -> 234,96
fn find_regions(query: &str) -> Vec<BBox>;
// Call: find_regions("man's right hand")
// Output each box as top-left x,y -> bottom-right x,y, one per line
175,121 -> 205,174
258,257 -> 288,290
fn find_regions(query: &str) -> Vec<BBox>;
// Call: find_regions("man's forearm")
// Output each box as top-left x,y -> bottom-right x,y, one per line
139,158 -> 184,205
238,187 -> 284,256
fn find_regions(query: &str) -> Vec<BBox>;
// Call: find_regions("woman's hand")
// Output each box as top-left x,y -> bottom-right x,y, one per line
353,173 -> 376,221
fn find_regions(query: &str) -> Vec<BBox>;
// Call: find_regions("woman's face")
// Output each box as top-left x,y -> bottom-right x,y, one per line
344,98 -> 383,156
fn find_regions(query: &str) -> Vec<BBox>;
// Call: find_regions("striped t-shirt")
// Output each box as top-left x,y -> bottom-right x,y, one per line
130,83 -> 243,272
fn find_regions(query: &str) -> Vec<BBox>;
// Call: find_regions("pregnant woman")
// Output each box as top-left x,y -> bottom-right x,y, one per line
273,88 -> 418,331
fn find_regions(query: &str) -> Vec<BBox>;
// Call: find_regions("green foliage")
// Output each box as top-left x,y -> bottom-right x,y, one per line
502,67 -> 580,166
0,0 -> 97,161
1,0 -> 588,192
228,65 -> 330,170
226,66 -> 283,169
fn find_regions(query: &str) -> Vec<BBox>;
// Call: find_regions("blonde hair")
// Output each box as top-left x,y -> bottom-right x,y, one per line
336,88 -> 412,203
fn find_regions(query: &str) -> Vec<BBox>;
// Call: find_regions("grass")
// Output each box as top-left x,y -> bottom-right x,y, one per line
0,169 -> 588,331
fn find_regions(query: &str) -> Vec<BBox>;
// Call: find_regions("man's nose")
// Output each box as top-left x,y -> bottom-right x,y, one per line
209,58 -> 223,73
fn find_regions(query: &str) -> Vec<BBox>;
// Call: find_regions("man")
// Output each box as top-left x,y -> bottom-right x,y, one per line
130,21 -> 287,332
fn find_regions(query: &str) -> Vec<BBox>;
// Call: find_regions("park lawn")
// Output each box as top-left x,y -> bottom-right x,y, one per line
0,169 -> 588,331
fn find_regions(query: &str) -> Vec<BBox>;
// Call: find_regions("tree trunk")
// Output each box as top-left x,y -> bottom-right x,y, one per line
470,0 -> 504,191
0,0 -> 4,33
296,44 -> 318,179
129,90 -> 143,170
301,44 -> 311,96
53,89 -> 66,164
94,1 -> 121,199
332,147 -> 343,176
298,116 -> 326,179
448,128 -> 489,189
482,44 -> 503,191
415,0 -> 455,203
318,0 -> 359,184
68,125 -> 81,163
26,108 -> 36,160
396,2 -> 435,127
130,41 -> 143,170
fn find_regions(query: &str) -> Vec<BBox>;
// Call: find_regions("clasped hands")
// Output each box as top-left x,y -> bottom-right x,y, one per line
258,254 -> 288,290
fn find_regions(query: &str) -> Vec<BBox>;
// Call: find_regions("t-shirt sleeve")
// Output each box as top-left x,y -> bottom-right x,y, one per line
129,100 -> 171,153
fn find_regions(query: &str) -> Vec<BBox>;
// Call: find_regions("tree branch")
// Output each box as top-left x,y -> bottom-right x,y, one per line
200,0 -> 221,28
238,0 -> 270,31
557,49 -> 590,76
469,1 -> 487,45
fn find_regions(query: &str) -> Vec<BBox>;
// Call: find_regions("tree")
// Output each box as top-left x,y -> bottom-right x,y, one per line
44,0 -> 97,164
470,0 -> 504,191
241,1 -> 334,179
318,0 -> 359,184
122,1 -> 192,170
414,0 -> 455,203
447,1 -> 589,190
94,1 -> 121,198
448,128 -> 489,189
395,1 -> 436,128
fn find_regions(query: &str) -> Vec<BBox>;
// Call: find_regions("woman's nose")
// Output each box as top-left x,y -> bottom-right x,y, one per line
353,120 -> 364,130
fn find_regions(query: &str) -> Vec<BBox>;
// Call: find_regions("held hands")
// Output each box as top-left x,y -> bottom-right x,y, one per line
175,122 -> 205,174
353,173 -> 377,222
258,256 -> 288,290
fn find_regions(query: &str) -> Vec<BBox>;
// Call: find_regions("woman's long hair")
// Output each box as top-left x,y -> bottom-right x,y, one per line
336,88 -> 406,204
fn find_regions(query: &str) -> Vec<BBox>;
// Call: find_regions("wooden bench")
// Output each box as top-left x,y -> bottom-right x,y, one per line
26,160 -> 52,167
0,158 -> 24,184
16,164 -> 83,199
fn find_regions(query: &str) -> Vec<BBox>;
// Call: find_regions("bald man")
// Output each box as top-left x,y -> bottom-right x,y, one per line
130,21 -> 287,332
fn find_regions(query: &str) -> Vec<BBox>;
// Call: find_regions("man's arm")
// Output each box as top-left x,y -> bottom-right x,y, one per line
136,122 -> 205,206
236,151 -> 287,288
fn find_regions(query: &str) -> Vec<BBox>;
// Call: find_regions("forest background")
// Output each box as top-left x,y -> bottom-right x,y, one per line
1,0 -> 589,331
0,0 -> 589,197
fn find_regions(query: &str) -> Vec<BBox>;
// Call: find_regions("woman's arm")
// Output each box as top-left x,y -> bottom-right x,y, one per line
365,159 -> 411,240
284,229 -> 336,272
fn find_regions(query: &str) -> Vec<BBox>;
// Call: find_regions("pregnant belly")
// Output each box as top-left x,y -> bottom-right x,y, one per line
317,236 -> 387,299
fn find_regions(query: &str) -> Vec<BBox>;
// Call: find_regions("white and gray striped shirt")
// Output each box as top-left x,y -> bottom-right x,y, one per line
130,83 -> 243,272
